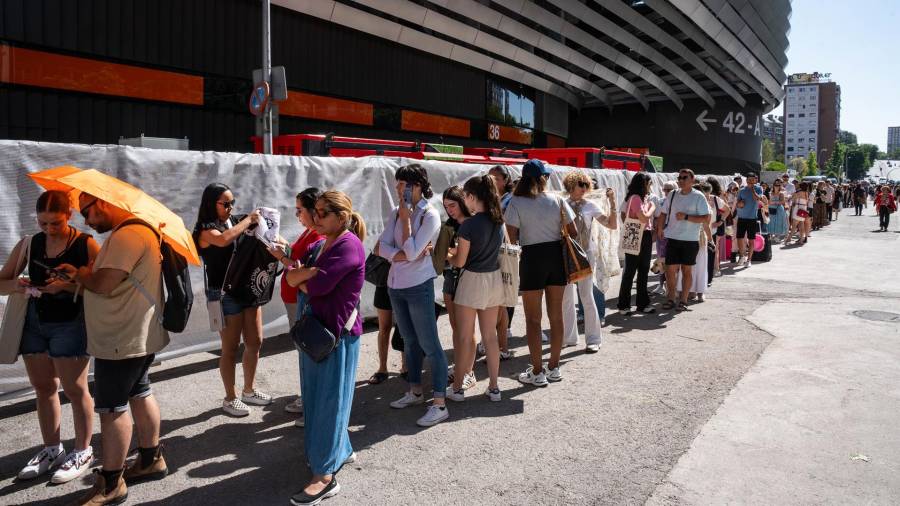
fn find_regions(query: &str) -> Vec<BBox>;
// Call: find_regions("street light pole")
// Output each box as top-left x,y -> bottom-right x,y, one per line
262,0 -> 273,155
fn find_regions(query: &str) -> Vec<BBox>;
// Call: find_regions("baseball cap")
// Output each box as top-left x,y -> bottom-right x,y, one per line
522,159 -> 551,178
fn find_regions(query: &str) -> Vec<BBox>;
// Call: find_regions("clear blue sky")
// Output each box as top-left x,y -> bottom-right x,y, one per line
777,0 -> 900,150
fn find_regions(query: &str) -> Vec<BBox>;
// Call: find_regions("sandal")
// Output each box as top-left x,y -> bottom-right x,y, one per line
367,372 -> 389,385
661,300 -> 676,310
676,302 -> 690,312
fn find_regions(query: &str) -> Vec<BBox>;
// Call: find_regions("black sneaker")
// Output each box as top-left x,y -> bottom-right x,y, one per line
290,478 -> 340,506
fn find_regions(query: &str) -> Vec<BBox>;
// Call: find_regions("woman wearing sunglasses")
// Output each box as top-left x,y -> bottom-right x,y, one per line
192,183 -> 269,417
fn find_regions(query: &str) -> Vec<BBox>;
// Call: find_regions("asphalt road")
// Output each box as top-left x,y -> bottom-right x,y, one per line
1,207 -> 897,505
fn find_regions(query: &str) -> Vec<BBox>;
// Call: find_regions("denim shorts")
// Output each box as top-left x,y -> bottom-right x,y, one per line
206,289 -> 251,316
19,300 -> 88,358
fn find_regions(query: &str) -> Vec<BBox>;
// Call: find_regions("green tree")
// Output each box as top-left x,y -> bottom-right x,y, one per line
761,139 -> 775,165
845,146 -> 868,180
839,130 -> 858,145
806,151 -> 819,176
859,143 -> 879,166
765,160 -> 787,172
827,143 -> 847,177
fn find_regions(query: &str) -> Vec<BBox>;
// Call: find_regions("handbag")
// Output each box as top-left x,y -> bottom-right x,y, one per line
291,303 -> 358,363
443,267 -> 461,298
558,197 -> 592,284
364,251 -> 390,287
203,263 -> 225,332
223,233 -> 281,306
498,225 -> 520,307
0,236 -> 32,364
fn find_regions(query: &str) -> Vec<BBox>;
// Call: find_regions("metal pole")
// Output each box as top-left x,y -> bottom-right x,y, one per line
262,0 -> 273,154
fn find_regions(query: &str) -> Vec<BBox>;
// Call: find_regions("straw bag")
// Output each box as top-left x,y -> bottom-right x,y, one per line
558,198 -> 592,284
0,236 -> 32,364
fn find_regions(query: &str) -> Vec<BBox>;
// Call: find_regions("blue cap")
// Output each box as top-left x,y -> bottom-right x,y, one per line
522,159 -> 550,178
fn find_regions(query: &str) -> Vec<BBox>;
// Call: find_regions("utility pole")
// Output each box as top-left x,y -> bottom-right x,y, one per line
262,0 -> 273,154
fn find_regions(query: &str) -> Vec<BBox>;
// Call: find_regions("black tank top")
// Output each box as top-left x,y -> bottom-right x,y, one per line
197,215 -> 243,290
28,231 -> 91,323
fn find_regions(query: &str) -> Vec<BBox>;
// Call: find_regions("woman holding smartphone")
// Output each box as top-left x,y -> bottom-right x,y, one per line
0,190 -> 100,483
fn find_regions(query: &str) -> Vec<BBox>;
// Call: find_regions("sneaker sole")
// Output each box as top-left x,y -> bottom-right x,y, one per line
389,399 -> 424,409
518,378 -> 548,387
290,483 -> 341,506
416,413 -> 449,427
106,492 -> 129,506
50,460 -> 94,484
223,408 -> 251,417
546,375 -> 563,383
284,405 -> 303,414
241,398 -> 273,406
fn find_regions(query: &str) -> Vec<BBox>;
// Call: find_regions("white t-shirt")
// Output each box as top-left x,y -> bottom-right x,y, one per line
662,189 -> 711,241
567,197 -> 607,255
504,193 -> 575,246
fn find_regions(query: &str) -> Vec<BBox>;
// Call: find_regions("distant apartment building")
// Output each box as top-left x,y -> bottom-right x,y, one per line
763,114 -> 784,158
888,126 -> 900,155
783,72 -> 841,168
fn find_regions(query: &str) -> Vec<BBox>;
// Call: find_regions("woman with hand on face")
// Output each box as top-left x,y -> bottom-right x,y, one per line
380,164 -> 449,427
285,191 -> 366,506
0,191 -> 99,484
617,173 -> 655,315
193,183 -> 271,417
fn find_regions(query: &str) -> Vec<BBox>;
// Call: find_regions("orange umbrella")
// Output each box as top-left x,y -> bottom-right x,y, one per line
28,165 -> 201,265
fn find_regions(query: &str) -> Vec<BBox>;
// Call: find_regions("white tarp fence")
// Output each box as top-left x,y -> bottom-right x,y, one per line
0,140 -> 729,397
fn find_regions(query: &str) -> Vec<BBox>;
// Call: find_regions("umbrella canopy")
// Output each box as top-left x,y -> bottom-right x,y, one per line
28,165 -> 201,265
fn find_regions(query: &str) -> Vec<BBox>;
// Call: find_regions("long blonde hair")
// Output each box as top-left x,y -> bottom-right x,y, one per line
318,190 -> 366,242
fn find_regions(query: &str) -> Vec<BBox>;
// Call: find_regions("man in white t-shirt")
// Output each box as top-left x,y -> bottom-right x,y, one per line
659,169 -> 710,311
781,174 -> 795,197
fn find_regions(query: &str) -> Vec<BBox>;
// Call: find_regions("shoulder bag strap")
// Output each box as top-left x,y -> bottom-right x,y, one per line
557,195 -> 568,238
664,190 -> 676,228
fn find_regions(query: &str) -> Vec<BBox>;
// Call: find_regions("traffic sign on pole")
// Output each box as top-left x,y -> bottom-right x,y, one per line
249,81 -> 270,117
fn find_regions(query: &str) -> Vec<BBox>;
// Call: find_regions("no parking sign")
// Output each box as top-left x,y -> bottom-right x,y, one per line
248,81 -> 271,117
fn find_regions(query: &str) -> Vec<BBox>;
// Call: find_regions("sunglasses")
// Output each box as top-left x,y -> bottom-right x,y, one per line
577,182 -> 591,189
217,200 -> 235,210
678,175 -> 691,181
80,199 -> 98,219
314,207 -> 334,219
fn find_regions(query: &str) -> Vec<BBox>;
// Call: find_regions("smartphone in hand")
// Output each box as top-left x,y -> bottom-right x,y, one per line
31,259 -> 72,281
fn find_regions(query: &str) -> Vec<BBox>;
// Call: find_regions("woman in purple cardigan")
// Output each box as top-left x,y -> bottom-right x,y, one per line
285,190 -> 366,506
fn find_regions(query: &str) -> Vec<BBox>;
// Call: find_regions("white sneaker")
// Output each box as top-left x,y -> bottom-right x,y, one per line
744,259 -> 752,267
241,389 -> 273,406
344,452 -> 357,465
585,344 -> 601,354
416,405 -> 449,427
284,397 -> 303,414
17,446 -> 64,480
50,448 -> 94,484
390,392 -> 425,409
517,366 -> 548,387
223,398 -> 251,417
461,371 -> 477,390
485,387 -> 501,402
446,387 -> 465,402
541,330 -> 549,343
546,366 -> 563,382
499,349 -> 513,361
475,342 -> 486,358
294,417 -> 304,428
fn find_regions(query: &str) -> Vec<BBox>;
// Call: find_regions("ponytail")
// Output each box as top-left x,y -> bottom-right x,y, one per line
349,212 -> 367,242
462,175 -> 503,224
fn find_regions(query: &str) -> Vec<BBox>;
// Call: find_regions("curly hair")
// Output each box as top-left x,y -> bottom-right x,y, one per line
562,171 -> 592,194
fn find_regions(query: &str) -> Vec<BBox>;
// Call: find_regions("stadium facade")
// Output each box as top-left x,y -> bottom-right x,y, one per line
1,0 -> 791,173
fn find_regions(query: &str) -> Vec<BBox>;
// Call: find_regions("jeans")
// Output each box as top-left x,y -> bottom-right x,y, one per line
617,230 -> 652,310
879,207 -> 891,229
855,202 -> 863,215
389,279 -> 447,398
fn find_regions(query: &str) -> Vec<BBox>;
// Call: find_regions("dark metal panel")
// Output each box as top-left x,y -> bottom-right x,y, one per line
59,0 -> 78,51
92,0 -> 107,55
58,95 -> 79,142
106,0 -> 121,59
3,0 -> 25,41
132,0 -> 147,63
41,0 -> 61,48
76,0 -> 93,53
118,0 -> 134,60
23,0 -> 42,44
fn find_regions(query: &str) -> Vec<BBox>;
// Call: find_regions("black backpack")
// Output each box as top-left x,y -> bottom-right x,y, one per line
119,219 -> 194,333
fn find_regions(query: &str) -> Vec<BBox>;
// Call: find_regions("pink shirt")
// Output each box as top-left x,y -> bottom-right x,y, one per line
627,195 -> 652,231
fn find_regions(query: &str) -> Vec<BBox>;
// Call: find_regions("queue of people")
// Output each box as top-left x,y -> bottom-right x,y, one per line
1,162 -> 859,505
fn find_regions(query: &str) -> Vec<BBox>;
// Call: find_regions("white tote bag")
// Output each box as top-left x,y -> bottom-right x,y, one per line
0,236 -> 32,364
498,226 -> 520,308
621,217 -> 645,256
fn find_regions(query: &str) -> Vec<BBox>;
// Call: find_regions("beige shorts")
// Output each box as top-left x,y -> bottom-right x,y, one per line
453,269 -> 505,310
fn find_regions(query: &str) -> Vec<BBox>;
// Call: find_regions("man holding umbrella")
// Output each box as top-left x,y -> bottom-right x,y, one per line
57,191 -> 170,504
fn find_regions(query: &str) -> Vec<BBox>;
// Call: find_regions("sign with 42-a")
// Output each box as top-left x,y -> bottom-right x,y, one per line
696,109 -> 761,136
